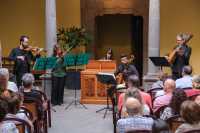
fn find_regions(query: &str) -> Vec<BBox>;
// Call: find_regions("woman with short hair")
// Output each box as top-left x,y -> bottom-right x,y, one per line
0,99 -> 19,133
175,100 -> 200,133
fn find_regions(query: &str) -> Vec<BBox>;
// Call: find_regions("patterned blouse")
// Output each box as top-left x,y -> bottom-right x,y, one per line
160,107 -> 174,120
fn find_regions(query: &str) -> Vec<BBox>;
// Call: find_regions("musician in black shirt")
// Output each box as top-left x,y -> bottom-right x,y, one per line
170,34 -> 192,80
115,54 -> 139,82
9,35 -> 40,87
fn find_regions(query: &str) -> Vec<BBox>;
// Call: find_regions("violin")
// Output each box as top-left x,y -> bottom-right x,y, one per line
23,46 -> 46,54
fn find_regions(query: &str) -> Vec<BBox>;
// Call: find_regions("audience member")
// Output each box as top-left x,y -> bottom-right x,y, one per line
184,75 -> 200,97
192,75 -> 200,89
118,75 -> 152,111
0,99 -> 19,133
175,100 -> 200,133
151,72 -> 168,89
195,95 -> 200,105
4,92 -> 33,133
176,65 -> 193,89
117,97 -> 154,133
21,73 -> 47,118
0,68 -> 18,93
153,79 -> 175,112
121,89 -> 150,117
160,89 -> 187,120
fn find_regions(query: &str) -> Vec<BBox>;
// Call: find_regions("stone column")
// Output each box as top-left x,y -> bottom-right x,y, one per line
44,0 -> 57,98
143,0 -> 160,89
45,0 -> 57,56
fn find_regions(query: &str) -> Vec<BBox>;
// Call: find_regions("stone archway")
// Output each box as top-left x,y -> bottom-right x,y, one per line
81,0 -> 149,76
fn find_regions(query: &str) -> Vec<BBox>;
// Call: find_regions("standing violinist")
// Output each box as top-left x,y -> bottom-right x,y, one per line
9,35 -> 40,87
168,34 -> 192,80
51,44 -> 66,105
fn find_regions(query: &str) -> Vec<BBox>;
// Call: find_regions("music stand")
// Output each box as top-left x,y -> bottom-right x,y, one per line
149,57 -> 170,70
96,72 -> 117,118
65,53 -> 90,110
33,57 -> 57,112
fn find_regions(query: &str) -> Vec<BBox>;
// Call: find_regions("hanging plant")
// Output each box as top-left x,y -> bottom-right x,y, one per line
57,26 -> 92,52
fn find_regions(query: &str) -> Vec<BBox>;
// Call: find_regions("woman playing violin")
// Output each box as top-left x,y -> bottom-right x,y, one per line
51,44 -> 66,105
9,35 -> 41,87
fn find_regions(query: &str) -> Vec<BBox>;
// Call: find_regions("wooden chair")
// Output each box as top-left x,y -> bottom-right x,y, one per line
166,115 -> 184,133
147,87 -> 163,101
34,89 -> 51,133
2,57 -> 14,73
3,117 -> 32,133
154,105 -> 168,118
125,129 -> 152,133
19,106 -> 34,121
183,129 -> 200,133
23,96 -> 44,133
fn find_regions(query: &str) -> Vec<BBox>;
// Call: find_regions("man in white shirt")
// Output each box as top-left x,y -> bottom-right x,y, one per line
176,65 -> 193,89
0,68 -> 18,92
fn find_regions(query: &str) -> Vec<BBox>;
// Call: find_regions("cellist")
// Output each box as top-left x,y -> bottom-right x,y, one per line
167,33 -> 192,80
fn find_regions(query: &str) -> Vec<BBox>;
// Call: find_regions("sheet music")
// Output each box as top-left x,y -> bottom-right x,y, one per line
97,72 -> 116,79
116,83 -> 126,89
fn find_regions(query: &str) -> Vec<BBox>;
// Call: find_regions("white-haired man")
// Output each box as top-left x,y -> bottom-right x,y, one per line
0,68 -> 18,92
117,97 -> 154,133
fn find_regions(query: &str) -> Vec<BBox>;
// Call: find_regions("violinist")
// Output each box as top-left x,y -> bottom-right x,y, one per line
9,35 -> 41,87
51,44 -> 66,105
114,54 -> 139,83
168,34 -> 192,80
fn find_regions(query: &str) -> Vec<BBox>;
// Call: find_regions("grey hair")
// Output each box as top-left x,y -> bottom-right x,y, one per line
0,68 -> 9,78
22,73 -> 35,87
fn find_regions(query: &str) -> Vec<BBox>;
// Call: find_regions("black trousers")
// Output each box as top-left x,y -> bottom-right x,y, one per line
16,72 -> 26,87
51,76 -> 65,105
172,72 -> 182,80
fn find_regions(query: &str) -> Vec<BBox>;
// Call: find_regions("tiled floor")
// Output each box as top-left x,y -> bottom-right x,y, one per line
48,89 -> 113,133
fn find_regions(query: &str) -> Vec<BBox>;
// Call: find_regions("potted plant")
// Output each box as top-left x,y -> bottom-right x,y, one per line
57,26 -> 92,53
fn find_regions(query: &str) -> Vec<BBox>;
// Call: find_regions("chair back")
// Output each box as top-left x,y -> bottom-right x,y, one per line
23,96 -> 43,122
147,88 -> 163,100
3,117 -> 32,133
183,129 -> 200,133
19,106 -> 34,121
125,129 -> 152,133
154,105 -> 168,118
182,87 -> 192,90
166,115 -> 184,133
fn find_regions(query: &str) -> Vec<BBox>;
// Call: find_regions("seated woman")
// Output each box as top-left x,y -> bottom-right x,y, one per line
0,98 -> 19,133
102,48 -> 113,60
4,92 -> 34,133
121,89 -> 150,117
175,100 -> 200,133
21,73 -> 47,119
160,89 -> 187,120
118,75 -> 152,115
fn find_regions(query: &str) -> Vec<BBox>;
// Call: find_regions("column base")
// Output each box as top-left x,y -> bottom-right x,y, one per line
142,73 -> 159,91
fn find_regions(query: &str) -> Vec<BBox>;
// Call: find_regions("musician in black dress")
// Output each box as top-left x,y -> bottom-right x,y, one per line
9,35 -> 40,87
